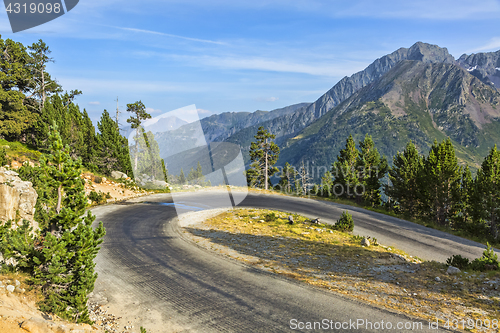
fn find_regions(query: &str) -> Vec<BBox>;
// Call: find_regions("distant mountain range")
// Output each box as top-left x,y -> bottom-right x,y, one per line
142,42 -> 500,179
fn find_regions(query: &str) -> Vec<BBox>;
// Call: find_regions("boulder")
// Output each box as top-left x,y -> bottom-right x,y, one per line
152,180 -> 167,187
111,170 -> 128,179
0,167 -> 38,231
447,266 -> 461,275
361,237 -> 370,247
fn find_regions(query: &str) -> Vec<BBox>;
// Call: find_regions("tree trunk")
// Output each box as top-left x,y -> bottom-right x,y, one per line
264,150 -> 268,190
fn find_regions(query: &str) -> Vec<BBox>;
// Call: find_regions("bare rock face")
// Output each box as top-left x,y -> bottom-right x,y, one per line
0,167 -> 38,231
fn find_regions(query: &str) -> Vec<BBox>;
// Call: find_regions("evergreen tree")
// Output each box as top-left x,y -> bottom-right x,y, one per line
179,168 -> 186,185
126,101 -> 151,173
332,135 -> 359,199
27,39 -> 61,112
247,126 -> 280,190
475,145 -> 500,239
11,125 -> 105,323
386,141 -> 423,217
297,160 -> 312,195
356,134 -> 388,206
161,159 -> 169,183
452,166 -> 475,231
320,170 -> 333,197
420,138 -> 462,225
0,36 -> 37,140
278,162 -> 297,193
96,109 -> 133,176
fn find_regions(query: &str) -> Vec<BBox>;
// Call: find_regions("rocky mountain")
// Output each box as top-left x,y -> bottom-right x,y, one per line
277,59 -> 500,178
224,42 -> 457,154
153,103 -> 308,161
200,103 -> 309,143
458,50 -> 500,88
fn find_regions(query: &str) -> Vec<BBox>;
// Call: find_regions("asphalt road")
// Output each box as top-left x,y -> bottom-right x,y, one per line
90,191 -> 487,332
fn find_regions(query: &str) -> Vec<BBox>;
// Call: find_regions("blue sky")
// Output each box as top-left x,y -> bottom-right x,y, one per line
1,0 -> 500,124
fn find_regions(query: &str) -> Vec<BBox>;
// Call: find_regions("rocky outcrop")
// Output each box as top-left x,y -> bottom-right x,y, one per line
458,50 -> 500,88
0,167 -> 38,230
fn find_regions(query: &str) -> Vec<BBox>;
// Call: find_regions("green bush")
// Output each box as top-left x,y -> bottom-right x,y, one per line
89,191 -> 107,205
333,211 -> 354,232
0,148 -> 10,166
265,212 -> 277,222
446,255 -> 470,269
470,243 -> 499,271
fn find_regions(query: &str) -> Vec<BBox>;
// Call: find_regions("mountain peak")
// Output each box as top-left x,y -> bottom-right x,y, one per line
406,41 -> 455,64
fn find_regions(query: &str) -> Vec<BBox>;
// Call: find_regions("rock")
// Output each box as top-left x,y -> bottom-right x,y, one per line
0,167 -> 39,231
435,277 -> 441,282
6,285 -> 15,292
311,218 -> 319,224
152,180 -> 167,187
361,237 -> 370,246
447,266 -> 461,275
15,286 -> 25,293
21,317 -> 52,333
101,177 -> 107,183
111,170 -> 128,179
15,279 -> 20,286
288,216 -> 294,224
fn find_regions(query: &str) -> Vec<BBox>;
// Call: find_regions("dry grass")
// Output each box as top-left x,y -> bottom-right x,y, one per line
184,208 -> 500,332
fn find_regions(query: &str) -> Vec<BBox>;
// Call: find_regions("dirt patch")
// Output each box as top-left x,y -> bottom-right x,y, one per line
0,273 -> 99,333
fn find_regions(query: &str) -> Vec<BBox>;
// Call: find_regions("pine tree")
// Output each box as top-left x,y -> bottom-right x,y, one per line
179,168 -> 186,185
27,39 -> 61,112
0,37 -> 37,140
12,125 -> 105,323
332,135 -> 359,199
297,160 -> 312,195
475,145 -> 500,239
356,134 -> 388,206
386,141 -> 423,217
420,138 -> 462,225
247,127 -> 280,190
452,166 -> 475,231
161,159 -> 169,183
278,162 -> 297,193
96,109 -> 133,176
320,170 -> 333,197
126,101 -> 151,174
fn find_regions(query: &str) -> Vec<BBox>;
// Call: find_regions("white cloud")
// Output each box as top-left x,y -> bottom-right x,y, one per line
469,37 -> 500,53
56,77 -> 206,94
197,108 -> 214,116
166,54 -> 365,77
88,101 -> 101,105
109,26 -> 226,45
255,96 -> 279,102
146,107 -> 162,113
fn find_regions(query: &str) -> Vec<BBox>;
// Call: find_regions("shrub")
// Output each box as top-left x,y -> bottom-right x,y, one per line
0,148 -> 10,166
446,255 -> 470,269
470,243 -> 499,271
333,211 -> 354,232
89,191 -> 107,205
310,184 -> 319,196
265,212 -> 277,222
